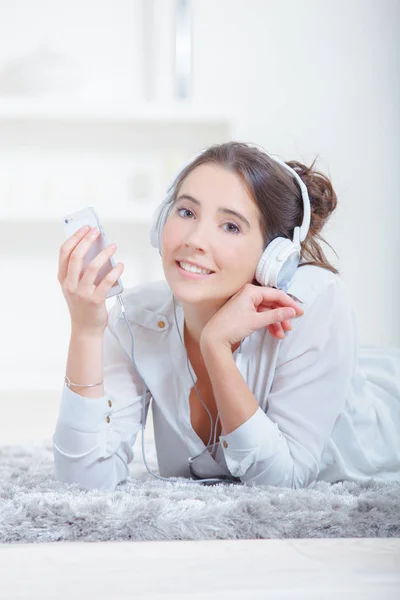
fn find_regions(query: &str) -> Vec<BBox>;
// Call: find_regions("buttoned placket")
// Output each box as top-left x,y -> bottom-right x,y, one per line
106,399 -> 112,423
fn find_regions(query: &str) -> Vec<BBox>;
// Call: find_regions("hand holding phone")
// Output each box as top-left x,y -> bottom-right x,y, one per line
58,207 -> 125,336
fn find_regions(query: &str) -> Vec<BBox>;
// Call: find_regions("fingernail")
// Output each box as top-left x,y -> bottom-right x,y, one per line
286,308 -> 296,318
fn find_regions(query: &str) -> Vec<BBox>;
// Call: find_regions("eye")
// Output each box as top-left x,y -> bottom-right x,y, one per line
176,206 -> 241,234
223,222 -> 240,234
176,207 -> 194,219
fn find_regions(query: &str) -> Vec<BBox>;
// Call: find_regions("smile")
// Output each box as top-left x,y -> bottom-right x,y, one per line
176,261 -> 215,279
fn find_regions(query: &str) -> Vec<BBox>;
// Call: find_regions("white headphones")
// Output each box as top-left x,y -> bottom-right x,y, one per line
150,147 -> 311,292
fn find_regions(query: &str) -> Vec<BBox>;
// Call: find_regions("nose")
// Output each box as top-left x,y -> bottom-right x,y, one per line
183,221 -> 209,252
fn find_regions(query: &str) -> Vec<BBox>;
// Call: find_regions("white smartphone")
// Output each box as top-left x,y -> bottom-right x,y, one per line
63,206 -> 124,299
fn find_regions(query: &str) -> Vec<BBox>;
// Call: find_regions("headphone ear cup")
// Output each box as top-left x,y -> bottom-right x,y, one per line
256,237 -> 300,289
149,202 -> 163,249
255,237 -> 285,287
150,195 -> 173,251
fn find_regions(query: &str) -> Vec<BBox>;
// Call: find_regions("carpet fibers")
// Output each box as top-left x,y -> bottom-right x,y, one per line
1,439 -> 399,543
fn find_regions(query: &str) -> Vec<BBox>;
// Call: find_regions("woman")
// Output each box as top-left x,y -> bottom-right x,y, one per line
53,142 -> 400,491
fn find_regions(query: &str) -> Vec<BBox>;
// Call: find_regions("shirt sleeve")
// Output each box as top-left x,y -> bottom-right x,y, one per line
219,277 -> 356,488
52,301 -> 151,492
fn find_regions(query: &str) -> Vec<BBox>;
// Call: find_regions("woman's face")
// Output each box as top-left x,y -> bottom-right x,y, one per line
161,163 -> 265,306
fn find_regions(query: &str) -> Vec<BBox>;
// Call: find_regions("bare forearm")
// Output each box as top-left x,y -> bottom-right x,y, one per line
201,341 -> 259,436
66,329 -> 105,398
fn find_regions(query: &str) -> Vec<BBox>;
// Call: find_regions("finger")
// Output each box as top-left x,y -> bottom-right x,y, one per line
277,324 -> 285,338
66,227 -> 101,288
268,323 -> 283,339
58,225 -> 90,282
259,298 -> 303,317
275,322 -> 285,338
275,291 -> 304,315
79,243 -> 118,288
264,307 -> 296,327
258,287 -> 304,316
93,262 -> 124,300
258,303 -> 295,318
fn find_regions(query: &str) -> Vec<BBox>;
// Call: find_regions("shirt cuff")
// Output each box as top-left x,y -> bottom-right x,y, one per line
219,406 -> 285,477
219,406 -> 280,448
58,384 -> 112,433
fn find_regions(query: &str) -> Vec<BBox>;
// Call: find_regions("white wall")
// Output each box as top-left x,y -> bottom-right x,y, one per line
192,0 -> 400,347
0,0 -> 399,444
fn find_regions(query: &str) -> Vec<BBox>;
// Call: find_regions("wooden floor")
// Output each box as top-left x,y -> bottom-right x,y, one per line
0,538 -> 399,599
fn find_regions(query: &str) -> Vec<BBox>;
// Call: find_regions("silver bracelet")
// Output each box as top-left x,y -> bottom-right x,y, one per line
64,375 -> 104,389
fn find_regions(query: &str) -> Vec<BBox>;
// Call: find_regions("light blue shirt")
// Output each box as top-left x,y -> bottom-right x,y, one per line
53,264 -> 400,491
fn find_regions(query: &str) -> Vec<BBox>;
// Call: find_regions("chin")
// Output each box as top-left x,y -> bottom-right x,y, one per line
167,281 -> 215,305
169,285 -> 209,302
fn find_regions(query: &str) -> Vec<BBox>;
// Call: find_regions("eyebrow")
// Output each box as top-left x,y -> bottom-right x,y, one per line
174,194 -> 251,228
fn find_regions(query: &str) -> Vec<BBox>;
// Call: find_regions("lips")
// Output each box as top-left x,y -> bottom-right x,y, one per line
175,261 -> 215,278
176,260 -> 215,273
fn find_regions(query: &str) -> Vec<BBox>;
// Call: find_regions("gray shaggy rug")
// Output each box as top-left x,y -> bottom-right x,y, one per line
1,437 -> 399,543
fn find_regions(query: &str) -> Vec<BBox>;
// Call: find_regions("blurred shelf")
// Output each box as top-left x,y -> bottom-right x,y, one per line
0,199 -> 163,223
0,214 -> 155,224
0,98 -> 237,126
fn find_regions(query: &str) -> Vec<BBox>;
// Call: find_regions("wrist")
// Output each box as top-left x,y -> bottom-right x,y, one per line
200,335 -> 231,359
70,326 -> 104,341
64,375 -> 103,388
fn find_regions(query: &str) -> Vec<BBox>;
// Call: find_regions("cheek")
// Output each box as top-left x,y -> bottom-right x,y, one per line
161,221 -> 176,253
226,246 -> 258,272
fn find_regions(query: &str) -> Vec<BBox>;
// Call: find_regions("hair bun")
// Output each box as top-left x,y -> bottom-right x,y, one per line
286,158 -> 338,234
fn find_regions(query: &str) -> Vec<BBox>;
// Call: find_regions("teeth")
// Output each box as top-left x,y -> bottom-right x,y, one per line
179,261 -> 212,275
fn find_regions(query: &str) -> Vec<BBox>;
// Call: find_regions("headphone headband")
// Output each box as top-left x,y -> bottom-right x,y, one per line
264,155 -> 311,243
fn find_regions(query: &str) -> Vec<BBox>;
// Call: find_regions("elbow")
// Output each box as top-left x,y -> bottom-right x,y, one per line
238,455 -> 318,490
52,421 -> 134,492
53,442 -> 129,492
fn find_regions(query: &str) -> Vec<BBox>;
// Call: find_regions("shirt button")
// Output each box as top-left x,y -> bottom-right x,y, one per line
108,400 -> 112,407
106,416 -> 110,423
223,441 -> 228,448
158,320 -> 165,328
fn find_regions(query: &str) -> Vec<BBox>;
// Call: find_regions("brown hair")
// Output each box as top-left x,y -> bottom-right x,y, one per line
168,141 -> 340,278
